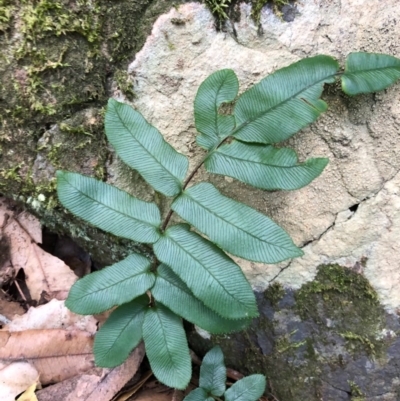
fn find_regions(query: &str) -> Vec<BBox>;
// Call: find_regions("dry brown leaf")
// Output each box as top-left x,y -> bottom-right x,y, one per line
113,370 -> 153,401
0,293 -> 25,321
0,198 -> 77,301
3,299 -> 97,333
36,344 -> 145,401
133,388 -> 175,401
16,211 -> 42,244
0,362 -> 39,401
0,329 -> 94,384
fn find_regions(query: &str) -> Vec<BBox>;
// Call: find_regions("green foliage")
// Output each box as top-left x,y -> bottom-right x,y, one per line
195,69 -> 238,150
57,52 -> 400,389
204,0 -> 232,21
199,346 -> 226,396
57,171 -> 161,243
143,304 -> 192,389
105,99 -> 188,197
172,183 -> 302,263
342,53 -> 400,95
151,264 -> 252,334
65,254 -> 155,315
94,295 -> 148,367
233,55 -> 339,144
184,346 -> 266,401
224,375 -> 267,401
154,224 -> 258,319
205,141 -> 329,190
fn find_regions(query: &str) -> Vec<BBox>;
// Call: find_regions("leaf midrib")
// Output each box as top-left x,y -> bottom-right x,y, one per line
114,106 -> 182,187
155,309 -> 180,374
345,66 -> 400,75
64,176 -> 159,230
74,270 -> 151,303
157,274 -> 192,296
100,311 -> 143,359
164,234 -> 250,310
183,192 -> 298,252
232,73 -> 335,136
214,148 -> 310,169
213,75 -> 231,139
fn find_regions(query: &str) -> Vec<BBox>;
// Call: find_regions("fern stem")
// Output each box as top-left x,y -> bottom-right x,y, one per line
161,136 -> 231,231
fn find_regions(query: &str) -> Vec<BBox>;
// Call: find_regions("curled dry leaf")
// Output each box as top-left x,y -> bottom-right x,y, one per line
0,197 -> 77,301
0,292 -> 25,321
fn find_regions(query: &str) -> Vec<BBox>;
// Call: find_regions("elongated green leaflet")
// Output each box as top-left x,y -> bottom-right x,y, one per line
195,69 -> 239,150
105,99 -> 189,196
199,346 -> 226,396
143,305 -> 191,389
66,253 -> 155,315
94,295 -> 148,367
151,264 -> 252,333
342,52 -> 400,95
153,224 -> 258,319
183,388 -> 213,401
205,141 -> 328,190
224,375 -> 266,401
234,55 -> 339,144
172,183 -> 302,263
57,171 -> 161,243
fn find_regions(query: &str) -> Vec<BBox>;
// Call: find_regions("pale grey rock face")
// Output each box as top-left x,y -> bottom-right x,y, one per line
119,0 -> 400,315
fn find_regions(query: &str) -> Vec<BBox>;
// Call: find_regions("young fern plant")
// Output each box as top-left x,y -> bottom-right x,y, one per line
184,346 -> 266,401
57,52 -> 400,390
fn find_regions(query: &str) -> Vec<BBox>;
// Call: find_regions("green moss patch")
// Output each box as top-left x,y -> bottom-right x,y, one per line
190,264 -> 396,400
296,264 -> 384,357
0,0 -> 183,262
204,0 -> 293,26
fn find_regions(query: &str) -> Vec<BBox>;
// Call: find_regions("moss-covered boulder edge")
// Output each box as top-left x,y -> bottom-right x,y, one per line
189,264 -> 400,400
0,0 -> 185,262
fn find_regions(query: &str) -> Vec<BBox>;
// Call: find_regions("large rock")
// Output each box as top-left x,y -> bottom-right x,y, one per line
120,1 -> 400,399
2,0 -> 400,398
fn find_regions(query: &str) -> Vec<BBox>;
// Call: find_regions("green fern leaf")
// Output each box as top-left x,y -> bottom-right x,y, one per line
57,171 -> 161,243
342,52 -> 400,95
233,55 -> 339,144
172,183 -> 302,263
194,69 -> 239,150
105,99 -> 189,196
151,264 -> 252,334
143,304 -> 191,389
224,374 -> 266,401
183,387 -> 215,401
66,253 -> 155,314
153,224 -> 258,320
184,388 -> 214,401
199,346 -> 226,396
93,295 -> 148,367
205,140 -> 328,190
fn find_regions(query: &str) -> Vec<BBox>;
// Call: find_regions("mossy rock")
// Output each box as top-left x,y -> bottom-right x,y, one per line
189,264 -> 400,400
0,0 -> 183,262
